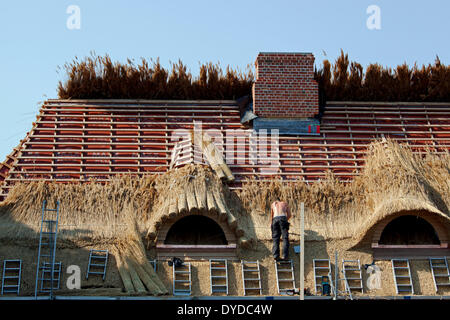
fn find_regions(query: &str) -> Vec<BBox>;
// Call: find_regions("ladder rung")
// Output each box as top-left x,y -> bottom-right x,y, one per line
90,263 -> 106,267
211,276 -> 227,279
175,271 -> 190,274
3,276 -> 19,279
244,269 -> 259,272
277,268 -> 293,272
432,266 -> 448,268
91,256 -> 107,259
245,287 -> 261,290
434,274 -> 450,277
397,284 -> 412,287
3,285 -> 19,288
279,279 -> 294,282
174,280 -> 190,282
244,278 -> 260,281
87,271 -> 105,275
346,277 -> 362,280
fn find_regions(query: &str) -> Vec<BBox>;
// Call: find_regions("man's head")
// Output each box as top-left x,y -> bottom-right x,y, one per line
275,196 -> 281,202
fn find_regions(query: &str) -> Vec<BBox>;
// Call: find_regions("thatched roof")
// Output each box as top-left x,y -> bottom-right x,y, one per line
1,100 -> 449,201
238,139 -> 450,244
145,164 -> 251,248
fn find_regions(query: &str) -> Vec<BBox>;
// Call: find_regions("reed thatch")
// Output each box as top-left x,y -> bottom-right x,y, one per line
315,50 -> 450,103
237,139 -> 450,245
144,164 -> 252,248
1,139 -> 448,247
0,140 -> 448,295
57,54 -> 254,100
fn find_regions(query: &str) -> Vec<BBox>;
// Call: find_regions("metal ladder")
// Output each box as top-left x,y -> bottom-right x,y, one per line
39,262 -> 62,292
274,260 -> 296,294
86,249 -> 109,280
342,259 -> 363,294
429,257 -> 450,292
313,259 -> 334,295
173,262 -> 191,296
391,259 -> 414,294
210,259 -> 228,295
1,260 -> 22,295
34,200 -> 60,298
241,260 -> 262,296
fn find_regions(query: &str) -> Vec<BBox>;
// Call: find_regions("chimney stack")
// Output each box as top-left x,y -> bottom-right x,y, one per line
252,52 -> 319,119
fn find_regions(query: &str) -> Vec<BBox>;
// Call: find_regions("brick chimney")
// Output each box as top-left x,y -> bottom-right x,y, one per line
252,52 -> 319,119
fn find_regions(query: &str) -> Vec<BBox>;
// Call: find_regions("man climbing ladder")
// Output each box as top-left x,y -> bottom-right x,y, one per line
270,197 -> 291,261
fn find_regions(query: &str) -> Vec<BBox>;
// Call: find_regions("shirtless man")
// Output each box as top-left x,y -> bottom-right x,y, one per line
270,197 -> 291,261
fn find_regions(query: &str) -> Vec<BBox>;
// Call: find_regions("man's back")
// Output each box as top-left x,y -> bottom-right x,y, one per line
271,201 -> 289,218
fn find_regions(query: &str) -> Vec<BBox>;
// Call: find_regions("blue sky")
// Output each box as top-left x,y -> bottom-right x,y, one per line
0,0 -> 449,161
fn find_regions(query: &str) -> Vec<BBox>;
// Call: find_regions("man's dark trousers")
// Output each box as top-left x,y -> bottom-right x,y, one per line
271,216 -> 289,259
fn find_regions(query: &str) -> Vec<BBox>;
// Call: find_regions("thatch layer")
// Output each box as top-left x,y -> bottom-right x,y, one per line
315,50 -> 450,102
0,140 -> 448,250
0,175 -> 157,244
144,164 -> 252,248
237,139 -> 450,245
58,54 -> 253,100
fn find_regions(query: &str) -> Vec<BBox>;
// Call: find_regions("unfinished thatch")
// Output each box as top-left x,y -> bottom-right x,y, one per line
0,175 -> 157,244
144,164 -> 252,248
0,139 -> 448,296
237,139 -> 450,246
1,139 -> 448,247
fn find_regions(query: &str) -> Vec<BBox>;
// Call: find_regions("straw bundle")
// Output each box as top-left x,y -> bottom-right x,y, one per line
191,130 -> 234,182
